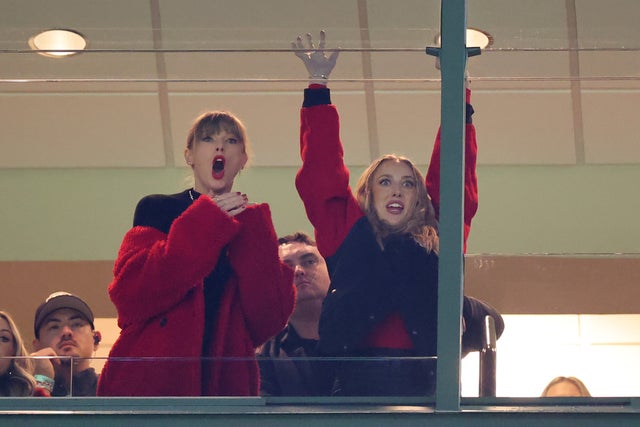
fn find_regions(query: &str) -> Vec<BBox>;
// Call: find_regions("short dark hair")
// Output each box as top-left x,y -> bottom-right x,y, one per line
278,231 -> 316,247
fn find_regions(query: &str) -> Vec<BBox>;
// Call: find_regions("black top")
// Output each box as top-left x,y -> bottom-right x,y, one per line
320,217 -> 504,357
52,367 -> 98,397
257,324 -> 335,396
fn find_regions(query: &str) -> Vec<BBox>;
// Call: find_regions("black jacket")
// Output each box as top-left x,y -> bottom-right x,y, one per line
319,217 -> 504,357
257,324 -> 334,396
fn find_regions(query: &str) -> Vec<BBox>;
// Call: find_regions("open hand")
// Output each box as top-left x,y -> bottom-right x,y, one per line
292,30 -> 340,84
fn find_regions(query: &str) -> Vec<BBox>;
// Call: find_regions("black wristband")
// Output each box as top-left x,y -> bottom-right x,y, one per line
303,87 -> 331,108
466,104 -> 474,124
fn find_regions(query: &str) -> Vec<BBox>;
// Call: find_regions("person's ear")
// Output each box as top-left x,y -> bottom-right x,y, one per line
184,148 -> 194,166
93,331 -> 102,348
32,338 -> 42,351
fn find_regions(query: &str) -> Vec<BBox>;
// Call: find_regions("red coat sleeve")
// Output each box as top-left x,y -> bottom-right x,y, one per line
295,103 -> 364,258
109,196 -> 241,327
426,88 -> 478,253
226,203 -> 295,346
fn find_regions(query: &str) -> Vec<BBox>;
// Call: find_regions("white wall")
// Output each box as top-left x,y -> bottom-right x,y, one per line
462,314 -> 640,397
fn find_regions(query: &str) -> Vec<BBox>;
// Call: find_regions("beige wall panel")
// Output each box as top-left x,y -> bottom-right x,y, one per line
168,91 -> 372,167
0,93 -> 165,167
472,91 -> 575,164
374,90 -> 441,162
581,90 -> 640,164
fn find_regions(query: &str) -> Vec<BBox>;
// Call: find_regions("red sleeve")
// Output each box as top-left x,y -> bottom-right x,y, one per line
109,196 -> 241,327
295,102 -> 364,258
226,203 -> 295,346
32,387 -> 51,397
426,88 -> 478,253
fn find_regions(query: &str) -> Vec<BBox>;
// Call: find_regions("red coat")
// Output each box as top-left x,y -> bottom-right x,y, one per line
297,86 -> 478,259
97,196 -> 295,396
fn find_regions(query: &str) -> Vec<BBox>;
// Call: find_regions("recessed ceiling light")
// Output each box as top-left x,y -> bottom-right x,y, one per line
28,29 -> 87,58
434,28 -> 494,50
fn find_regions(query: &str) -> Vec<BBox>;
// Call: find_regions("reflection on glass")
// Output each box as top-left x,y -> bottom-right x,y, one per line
0,0 -> 639,405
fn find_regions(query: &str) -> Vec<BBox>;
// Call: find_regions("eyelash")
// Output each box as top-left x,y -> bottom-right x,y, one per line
378,178 -> 415,187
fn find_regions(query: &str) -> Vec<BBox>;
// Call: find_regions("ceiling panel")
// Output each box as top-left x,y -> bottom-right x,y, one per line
1,0 -> 156,81
579,51 -> 640,90
158,0 -> 362,49
576,0 -> 640,49
0,0 -> 639,169
468,0 -> 570,49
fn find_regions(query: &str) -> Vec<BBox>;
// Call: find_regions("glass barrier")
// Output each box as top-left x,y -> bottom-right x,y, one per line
6,252 -> 639,401
1,0 -> 639,410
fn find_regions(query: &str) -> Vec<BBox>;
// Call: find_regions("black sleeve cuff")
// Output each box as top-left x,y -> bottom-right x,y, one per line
303,87 -> 332,108
466,104 -> 474,124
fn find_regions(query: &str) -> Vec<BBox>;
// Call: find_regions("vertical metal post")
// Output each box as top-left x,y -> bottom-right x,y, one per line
435,0 -> 467,412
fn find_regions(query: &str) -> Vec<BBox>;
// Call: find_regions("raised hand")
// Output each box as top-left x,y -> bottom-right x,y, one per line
292,30 -> 340,85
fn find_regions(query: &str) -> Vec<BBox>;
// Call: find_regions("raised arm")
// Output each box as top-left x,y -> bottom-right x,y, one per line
292,31 -> 363,258
426,77 -> 478,253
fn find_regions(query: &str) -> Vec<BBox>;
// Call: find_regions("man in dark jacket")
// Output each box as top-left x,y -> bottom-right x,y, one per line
31,291 -> 101,396
257,232 -> 334,396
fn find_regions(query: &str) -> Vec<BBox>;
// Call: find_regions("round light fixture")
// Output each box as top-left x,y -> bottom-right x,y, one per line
434,28 -> 493,49
28,29 -> 87,58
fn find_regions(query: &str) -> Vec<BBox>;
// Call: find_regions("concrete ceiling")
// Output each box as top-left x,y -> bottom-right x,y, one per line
1,0 -> 639,169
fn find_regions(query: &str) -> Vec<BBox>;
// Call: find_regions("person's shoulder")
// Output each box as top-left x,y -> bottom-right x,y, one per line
137,191 -> 187,208
133,190 -> 192,232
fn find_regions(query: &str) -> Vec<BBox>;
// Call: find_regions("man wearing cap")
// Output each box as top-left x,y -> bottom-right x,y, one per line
31,291 -> 102,396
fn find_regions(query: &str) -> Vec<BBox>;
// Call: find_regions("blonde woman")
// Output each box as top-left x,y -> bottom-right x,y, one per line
542,376 -> 592,397
0,311 -> 51,396
292,32 -> 503,396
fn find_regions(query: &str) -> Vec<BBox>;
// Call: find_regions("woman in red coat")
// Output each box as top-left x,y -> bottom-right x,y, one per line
98,111 -> 295,396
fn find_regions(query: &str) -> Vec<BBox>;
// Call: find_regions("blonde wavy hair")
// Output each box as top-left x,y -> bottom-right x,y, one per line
0,311 -> 37,396
541,376 -> 592,397
355,154 -> 439,253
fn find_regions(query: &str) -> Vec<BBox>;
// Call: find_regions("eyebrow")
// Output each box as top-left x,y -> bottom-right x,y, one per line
44,314 -> 86,324
377,173 -> 414,180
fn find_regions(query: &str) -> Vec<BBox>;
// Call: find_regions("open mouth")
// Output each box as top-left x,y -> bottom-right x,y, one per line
386,201 -> 404,214
212,156 -> 225,179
